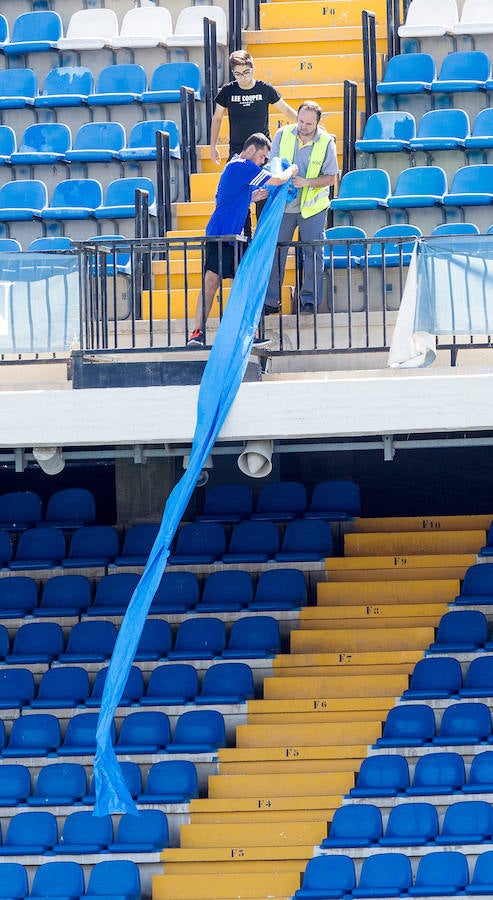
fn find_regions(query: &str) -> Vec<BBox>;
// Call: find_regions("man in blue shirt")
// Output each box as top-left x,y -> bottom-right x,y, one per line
188,132 -> 298,347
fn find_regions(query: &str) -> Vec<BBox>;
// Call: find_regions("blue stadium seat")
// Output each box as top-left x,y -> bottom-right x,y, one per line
0,68 -> 37,112
361,224 -> 422,268
0,179 -> 48,226
408,850 -> 469,897
65,122 -> 125,165
0,127 -> 16,165
276,519 -> 334,562
222,520 -> 280,564
321,803 -> 383,847
463,750 -> 493,793
387,166 -> 447,211
58,712 -> 115,757
58,620 -> 117,663
140,664 -> 199,705
349,754 -> 410,797
28,762 -> 87,806
116,710 -> 171,754
0,624 -> 9,661
460,656 -> 493,697
0,239 -> 21,253
195,662 -> 255,704
0,863 -> 28,900
30,861 -> 85,900
329,169 -> 391,213
0,576 -> 38,617
28,237 -> 72,252
195,570 -> 253,612
0,531 -> 13,568
376,52 -> 436,98
436,799 -> 493,843
1,811 -> 58,854
134,619 -> 173,661
166,709 -> 226,753
112,523 -> 159,567
86,572 -> 140,616
467,851 -> 493,894
455,563 -> 493,602
250,568 -> 307,611
407,751 -> 465,795
409,108 -> 470,151
38,574 -> 92,617
5,622 -> 64,664
3,713 -> 61,757
168,522 -> 226,565
52,811 -> 113,854
431,50 -> 491,94
443,164 -> 493,209
465,108 -> 493,155
137,760 -> 198,803
380,802 -> 438,846
196,483 -> 253,524
108,809 -> 169,853
323,226 -> 367,269
9,527 -> 65,570
431,222 -> 480,236
119,120 -> 181,162
86,64 -> 147,110
4,11 -> 63,57
167,617 -> 226,660
141,62 -> 202,105
149,571 -> 200,614
0,766 -> 30,805
355,111 -> 416,154
402,656 -> 463,699
222,615 -> 281,659
305,480 -> 361,520
428,609 -> 488,652
84,761 -> 142,804
62,525 -> 119,568
294,854 -> 356,900
0,668 -> 35,708
375,703 -> 436,747
40,179 -> 103,224
85,665 -> 144,708
251,481 -> 307,521
11,123 -> 71,166
44,488 -> 96,528
0,491 -> 42,530
353,852 -> 413,898
93,177 -> 156,222
81,860 -> 141,900
433,701 -> 492,744
34,66 -> 94,110
480,522 -> 493,556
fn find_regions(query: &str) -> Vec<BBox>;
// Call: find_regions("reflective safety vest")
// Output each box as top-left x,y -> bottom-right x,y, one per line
279,125 -> 333,218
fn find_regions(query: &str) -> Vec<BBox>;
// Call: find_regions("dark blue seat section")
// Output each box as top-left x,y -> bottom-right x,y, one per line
62,525 -> 120,568
427,609 -> 488,652
295,854 -> 356,900
361,224 -> 422,268
402,656 -> 463,699
0,765 -> 31,805
196,483 -> 254,523
460,656 -> 493,697
44,488 -> 96,528
0,668 -> 35,709
324,226 -> 367,269
140,663 -> 199,705
86,64 -> 147,109
85,665 -> 144,708
4,11 -> 63,57
0,491 -> 42,530
135,619 -> 173,661
52,811 -> 113,854
84,761 -> 142,804
149,571 -> 200,614
0,531 -> 13,568
58,712 -> 115,757
436,799 -> 493,844
166,709 -> 226,753
375,703 -> 436,747
463,750 -> 493,793
250,568 -> 307,611
409,108 -> 470,152
387,166 -> 447,210
5,622 -> 64,664
93,176 -> 156,221
0,576 -> 38,617
58,620 -> 117,663
8,527 -> 65,570
0,180 -> 48,224
195,662 -> 255,704
1,811 -> 58,854
455,562 -> 493,603
467,850 -> 493,894
168,522 -> 226,565
195,570 -> 253,612
328,168 -> 391,213
3,713 -> 61,757
321,803 -> 383,848
443,164 -> 493,209
431,50 -> 491,94
480,523 -> 493,556
380,802 -> 439,846
222,615 -> 281,659
30,861 -> 85,900
376,52 -> 436,98
112,523 -> 159,567
86,572 -> 140,616
82,860 -> 141,900
27,762 -> 87,806
137,760 -> 198,803
355,110 -> 416,154
465,109 -> 493,155
407,750 -> 466,795
304,480 -> 361,520
167,617 -> 226,660
119,120 -> 181,162
37,574 -> 92,617
409,850 -> 469,896
11,123 -> 71,166
353,852 -> 413,898
116,710 -> 171,754
349,754 -> 410,797
34,66 -> 94,110
66,122 -> 126,164
108,809 -> 169,853
41,179 -> 104,223
222,521 -> 280,564
433,701 -> 492,744
251,481 -> 307,521
276,519 -> 334,562
0,68 -> 37,110
140,61 -> 202,104
0,863 -> 28,900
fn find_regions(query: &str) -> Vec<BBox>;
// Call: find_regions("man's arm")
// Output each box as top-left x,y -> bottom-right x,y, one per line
209,103 -> 226,165
273,97 -> 298,122
292,173 -> 336,189
265,162 -> 298,186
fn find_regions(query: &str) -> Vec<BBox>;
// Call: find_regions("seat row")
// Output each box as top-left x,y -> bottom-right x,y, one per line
399,0 -> 493,40
0,615 -> 282,663
377,50 -> 493,100
377,701 -> 493,747
0,487 -> 95,530
196,479 -> 361,523
0,859 -> 140,900
357,108 -> 493,159
351,749 -> 493,797
403,655 -> 493,700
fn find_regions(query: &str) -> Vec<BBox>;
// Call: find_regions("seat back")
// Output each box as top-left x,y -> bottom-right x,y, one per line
171,709 -> 226,748
103,176 -> 156,208
351,754 -> 410,796
299,855 -> 356,896
135,619 -> 173,658
92,573 -> 140,610
226,615 -> 281,655
449,164 -> 493,193
0,863 -> 28,899
117,710 -> 171,750
17,123 -> 71,155
119,523 -> 159,559
309,479 -> 362,516
59,810 -> 113,849
470,107 -> 493,138
11,621 -> 64,658
6,714 -> 60,754
199,662 -> 254,700
0,576 -> 37,613
328,803 -> 383,843
200,570 -> 254,607
41,66 -> 94,99
0,239 -> 21,252
226,520 -> 280,557
431,222 -> 480,235
280,519 -> 334,556
144,664 -> 199,702
384,802 -> 438,842
0,68 -> 37,101
48,179 -> 103,212
324,226 -> 367,268
415,108 -> 470,140
0,490 -> 42,527
199,483 -> 253,521
14,526 -> 65,563
408,656 -> 463,694
143,760 -> 198,801
0,126 -> 16,157
440,799 -> 493,839
5,811 -> 58,850
467,750 -> 493,788
31,861 -> 84,899
113,809 -> 169,849
61,712 -> 113,753
380,703 -> 436,743
151,571 -> 200,611
172,5 -> 228,43
10,11 -> 62,43
40,574 -> 92,612
89,665 -> 143,704
0,764 -> 30,804
65,620 -> 117,657
32,763 -> 87,804
336,168 -> 391,201
438,701 -> 492,740
392,165 -> 447,198
64,9 -> 118,40
174,522 -> 226,559
434,609 -> 488,647
125,119 -> 180,157
148,61 -> 202,98
94,64 -> 147,95
28,237 -> 72,251
463,656 -> 493,691
254,568 -> 307,608
411,751 -> 466,792
400,0 -> 458,27
119,7 -> 173,39
357,853 -> 413,893
71,121 -> 125,155
361,110 -> 416,142
45,488 -> 96,526
85,860 -> 141,900
254,481 -> 307,517
173,617 -> 226,654
67,525 -> 119,561
0,668 -> 34,703
437,49 -> 491,81
35,666 -> 89,705
380,52 -> 436,85
469,851 -> 493,891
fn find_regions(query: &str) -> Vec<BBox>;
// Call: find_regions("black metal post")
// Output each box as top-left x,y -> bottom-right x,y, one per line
204,18 -> 213,144
156,130 -> 171,237
180,85 -> 191,202
362,10 -> 378,121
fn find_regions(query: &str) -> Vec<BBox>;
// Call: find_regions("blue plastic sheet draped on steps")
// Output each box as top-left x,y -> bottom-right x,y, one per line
93,177 -> 293,816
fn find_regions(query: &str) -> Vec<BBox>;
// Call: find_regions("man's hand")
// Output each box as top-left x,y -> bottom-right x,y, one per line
210,145 -> 221,165
292,174 -> 309,188
251,188 -> 269,202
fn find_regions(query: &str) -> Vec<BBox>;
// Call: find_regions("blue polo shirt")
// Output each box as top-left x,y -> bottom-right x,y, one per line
206,155 -> 271,238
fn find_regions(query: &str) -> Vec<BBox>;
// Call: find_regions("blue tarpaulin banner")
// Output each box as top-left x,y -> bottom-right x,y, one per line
93,175 -> 293,815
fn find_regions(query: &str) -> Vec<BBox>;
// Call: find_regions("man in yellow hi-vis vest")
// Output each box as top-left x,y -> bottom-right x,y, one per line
264,101 -> 339,315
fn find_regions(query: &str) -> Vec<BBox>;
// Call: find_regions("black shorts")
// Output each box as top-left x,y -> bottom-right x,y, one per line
205,241 -> 244,279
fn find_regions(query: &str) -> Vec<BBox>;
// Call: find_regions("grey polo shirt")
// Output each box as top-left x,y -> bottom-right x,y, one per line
270,125 -> 339,213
